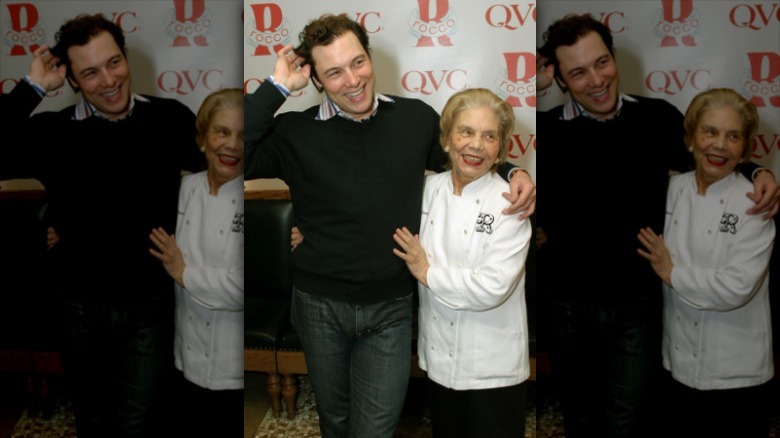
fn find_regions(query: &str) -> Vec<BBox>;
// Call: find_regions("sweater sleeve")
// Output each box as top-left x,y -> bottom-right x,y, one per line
426,211 -> 532,311
670,206 -> 776,311
0,81 -> 46,180
244,80 -> 292,180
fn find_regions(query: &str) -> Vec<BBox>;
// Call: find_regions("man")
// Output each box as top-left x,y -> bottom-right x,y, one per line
244,13 -> 535,437
535,14 -> 779,438
0,15 -> 204,437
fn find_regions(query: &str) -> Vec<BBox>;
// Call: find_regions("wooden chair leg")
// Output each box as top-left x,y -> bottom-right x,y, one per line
266,372 -> 282,417
281,374 -> 299,419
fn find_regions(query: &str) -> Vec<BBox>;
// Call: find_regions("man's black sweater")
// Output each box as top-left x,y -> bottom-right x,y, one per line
1,82 -> 205,302
245,80 -> 448,304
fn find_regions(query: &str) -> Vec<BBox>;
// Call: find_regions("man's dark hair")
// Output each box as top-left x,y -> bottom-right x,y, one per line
539,14 -> 614,90
293,13 -> 371,93
50,14 -> 127,91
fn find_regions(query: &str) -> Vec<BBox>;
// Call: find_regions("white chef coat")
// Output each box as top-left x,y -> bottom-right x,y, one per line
174,172 -> 244,390
662,171 -> 775,390
417,171 -> 531,390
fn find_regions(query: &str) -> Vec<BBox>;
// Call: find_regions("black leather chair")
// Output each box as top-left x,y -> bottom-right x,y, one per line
243,198 -> 294,418
0,193 -> 65,417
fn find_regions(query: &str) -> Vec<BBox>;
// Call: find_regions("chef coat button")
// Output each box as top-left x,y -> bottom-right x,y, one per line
232,199 -> 236,204
463,229 -> 467,235
205,353 -> 209,358
720,199 -> 724,204
220,229 -> 224,235
450,322 -> 454,327
186,220 -> 190,225
476,199 -> 480,204
206,322 -> 210,327
707,229 -> 711,235
674,220 -> 678,225
431,220 -> 434,225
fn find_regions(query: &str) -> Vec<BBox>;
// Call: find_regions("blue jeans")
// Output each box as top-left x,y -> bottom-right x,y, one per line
62,296 -> 171,438
291,287 -> 413,438
549,299 -> 661,438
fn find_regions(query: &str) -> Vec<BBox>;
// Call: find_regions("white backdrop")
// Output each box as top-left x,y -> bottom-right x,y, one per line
537,0 -> 780,175
243,0 -> 537,190
0,0 -> 244,190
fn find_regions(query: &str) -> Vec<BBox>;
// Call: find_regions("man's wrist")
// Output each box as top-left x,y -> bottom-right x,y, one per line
22,75 -> 47,97
267,75 -> 291,98
753,167 -> 773,181
508,167 -> 529,180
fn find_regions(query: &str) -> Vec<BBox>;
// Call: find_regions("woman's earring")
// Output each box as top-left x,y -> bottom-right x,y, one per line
688,145 -> 694,153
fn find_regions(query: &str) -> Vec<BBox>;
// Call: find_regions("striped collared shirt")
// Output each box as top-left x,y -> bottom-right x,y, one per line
72,92 -> 149,121
316,91 -> 394,122
560,92 -> 637,121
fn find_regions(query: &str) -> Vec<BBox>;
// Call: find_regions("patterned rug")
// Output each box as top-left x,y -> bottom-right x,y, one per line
253,377 -> 538,438
10,399 -> 77,438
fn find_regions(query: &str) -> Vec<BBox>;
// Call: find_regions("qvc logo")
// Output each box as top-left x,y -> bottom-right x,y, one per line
246,3 -> 291,56
751,133 -> 780,159
109,12 -> 138,34
742,52 -> 780,108
409,0 -> 457,47
730,3 -> 780,30
591,11 -> 626,34
485,4 -> 535,30
157,69 -> 224,95
355,12 -> 382,33
401,69 -> 467,95
166,0 -> 212,47
496,52 -> 535,108
3,3 -> 47,56
645,69 -> 710,95
654,0 -> 700,47
507,133 -> 535,159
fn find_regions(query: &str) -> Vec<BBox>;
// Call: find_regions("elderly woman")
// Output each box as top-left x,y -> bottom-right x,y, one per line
148,88 -> 244,436
393,88 -> 532,437
637,88 -> 775,438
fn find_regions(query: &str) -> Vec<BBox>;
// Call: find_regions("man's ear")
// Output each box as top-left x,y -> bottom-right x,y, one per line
555,76 -> 567,92
67,76 -> 79,92
311,75 -> 324,93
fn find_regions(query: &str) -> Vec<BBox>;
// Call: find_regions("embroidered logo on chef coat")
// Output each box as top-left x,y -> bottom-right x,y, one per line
476,212 -> 494,234
232,212 -> 244,233
719,212 -> 738,235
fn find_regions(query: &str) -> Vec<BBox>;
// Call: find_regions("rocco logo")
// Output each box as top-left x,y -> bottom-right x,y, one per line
246,3 -> 291,56
409,0 -> 457,47
719,212 -> 739,235
166,0 -> 213,47
741,52 -> 780,108
654,0 -> 701,47
495,52 -> 536,108
3,2 -> 48,56
476,213 -> 494,234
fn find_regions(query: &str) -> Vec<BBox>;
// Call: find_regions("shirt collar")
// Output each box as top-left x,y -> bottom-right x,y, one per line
560,92 -> 637,121
72,92 -> 150,121
315,92 -> 394,122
